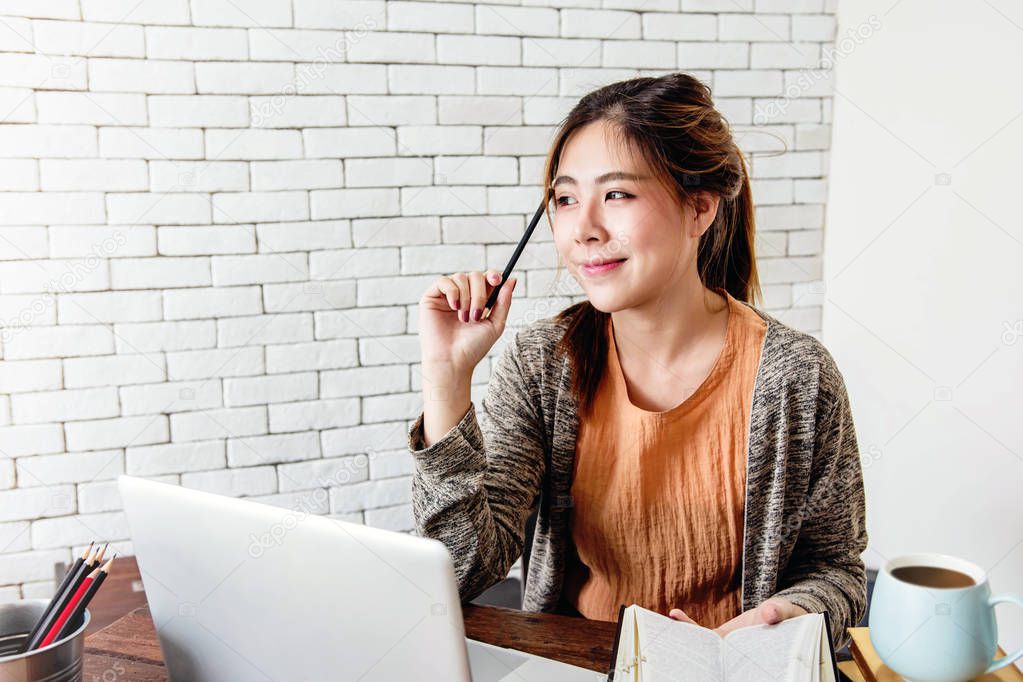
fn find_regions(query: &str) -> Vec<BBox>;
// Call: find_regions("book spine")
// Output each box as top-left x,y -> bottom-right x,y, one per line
606,604 -> 626,681
822,610 -> 844,681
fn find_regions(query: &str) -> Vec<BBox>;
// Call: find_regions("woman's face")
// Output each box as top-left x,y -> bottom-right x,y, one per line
551,120 -> 716,313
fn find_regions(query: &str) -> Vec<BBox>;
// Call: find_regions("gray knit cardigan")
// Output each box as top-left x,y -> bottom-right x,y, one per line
407,301 -> 869,651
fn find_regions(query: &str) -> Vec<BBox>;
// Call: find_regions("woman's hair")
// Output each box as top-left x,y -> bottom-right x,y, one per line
541,72 -> 761,417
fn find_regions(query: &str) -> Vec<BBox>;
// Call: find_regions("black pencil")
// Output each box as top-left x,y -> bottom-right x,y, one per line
18,542 -> 94,653
481,196 -> 550,321
20,543 -> 106,653
52,555 -> 115,644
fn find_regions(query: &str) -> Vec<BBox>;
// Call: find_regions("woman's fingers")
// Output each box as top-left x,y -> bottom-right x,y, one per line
448,272 -> 470,321
467,270 -> 487,321
760,601 -> 783,624
668,608 -> 698,625
759,597 -> 807,624
458,270 -> 507,323
713,599 -> 809,638
430,276 -> 459,311
421,276 -> 458,310
483,277 -> 516,326
424,270 -> 510,323
479,270 -> 502,318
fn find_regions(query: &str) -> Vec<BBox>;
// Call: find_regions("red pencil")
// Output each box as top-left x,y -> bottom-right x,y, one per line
20,542 -> 106,653
18,542 -> 92,653
38,572 -> 94,648
51,556 -> 115,645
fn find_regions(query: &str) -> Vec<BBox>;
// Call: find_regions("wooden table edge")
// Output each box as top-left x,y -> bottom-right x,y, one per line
84,602 -> 620,676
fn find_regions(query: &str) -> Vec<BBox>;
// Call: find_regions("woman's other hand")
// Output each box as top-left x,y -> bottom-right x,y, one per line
713,597 -> 808,637
668,597 -> 808,637
667,608 -> 701,625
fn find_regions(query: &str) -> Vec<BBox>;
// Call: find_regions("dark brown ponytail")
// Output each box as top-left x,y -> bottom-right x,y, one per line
541,72 -> 761,417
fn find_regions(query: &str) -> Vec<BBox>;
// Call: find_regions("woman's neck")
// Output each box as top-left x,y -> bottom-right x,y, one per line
610,284 -> 729,370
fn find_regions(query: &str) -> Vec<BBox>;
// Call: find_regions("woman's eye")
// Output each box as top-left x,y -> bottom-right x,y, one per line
556,192 -> 630,206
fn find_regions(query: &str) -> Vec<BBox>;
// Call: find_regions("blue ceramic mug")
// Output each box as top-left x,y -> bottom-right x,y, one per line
869,552 -> 1023,682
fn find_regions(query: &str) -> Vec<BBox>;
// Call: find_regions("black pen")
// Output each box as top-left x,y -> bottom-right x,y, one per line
481,195 -> 550,321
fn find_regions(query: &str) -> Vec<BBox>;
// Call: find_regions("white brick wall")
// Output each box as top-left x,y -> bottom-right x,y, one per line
0,0 -> 837,600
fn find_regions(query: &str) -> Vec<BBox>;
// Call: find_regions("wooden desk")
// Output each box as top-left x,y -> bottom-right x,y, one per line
84,603 -> 619,680
82,557 -> 618,679
82,557 -> 864,680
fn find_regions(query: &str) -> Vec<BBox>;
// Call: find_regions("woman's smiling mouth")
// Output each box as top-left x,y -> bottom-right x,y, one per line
579,258 -> 627,277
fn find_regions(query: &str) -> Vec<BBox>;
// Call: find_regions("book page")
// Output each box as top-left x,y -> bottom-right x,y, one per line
816,620 -> 835,682
633,607 -> 722,682
798,618 -> 823,682
720,612 -> 820,682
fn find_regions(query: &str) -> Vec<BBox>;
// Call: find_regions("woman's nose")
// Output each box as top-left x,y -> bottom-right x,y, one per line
573,197 -> 606,243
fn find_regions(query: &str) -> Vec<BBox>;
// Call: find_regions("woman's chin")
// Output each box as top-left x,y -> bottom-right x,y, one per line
585,291 -> 629,314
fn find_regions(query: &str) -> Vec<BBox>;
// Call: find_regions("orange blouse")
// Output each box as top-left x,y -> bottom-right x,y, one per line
562,289 -> 768,627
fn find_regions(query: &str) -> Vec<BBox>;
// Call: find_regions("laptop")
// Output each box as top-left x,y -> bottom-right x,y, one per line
117,475 -> 604,682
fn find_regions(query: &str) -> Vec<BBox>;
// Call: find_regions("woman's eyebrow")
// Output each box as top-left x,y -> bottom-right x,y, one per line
551,171 -> 647,188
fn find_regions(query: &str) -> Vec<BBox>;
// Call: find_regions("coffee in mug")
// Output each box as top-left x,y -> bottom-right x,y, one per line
890,565 -> 976,589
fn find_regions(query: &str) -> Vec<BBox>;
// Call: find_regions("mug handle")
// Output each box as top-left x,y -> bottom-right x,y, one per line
985,593 -> 1023,674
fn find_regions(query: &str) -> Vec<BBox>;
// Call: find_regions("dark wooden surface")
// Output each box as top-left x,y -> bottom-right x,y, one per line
83,602 -> 620,679
464,603 -> 618,671
82,556 -> 618,678
85,610 -> 168,679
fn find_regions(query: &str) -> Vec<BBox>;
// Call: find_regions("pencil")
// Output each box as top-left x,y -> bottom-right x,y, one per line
481,196 -> 550,321
19,541 -> 93,652
38,572 -> 94,648
20,543 -> 106,653
50,556 -> 115,645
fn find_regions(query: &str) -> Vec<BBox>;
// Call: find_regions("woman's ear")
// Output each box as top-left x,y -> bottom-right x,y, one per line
690,191 -> 721,238
682,192 -> 721,239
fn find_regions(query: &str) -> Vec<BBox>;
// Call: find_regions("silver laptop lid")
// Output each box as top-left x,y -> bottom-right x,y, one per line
118,475 -> 472,682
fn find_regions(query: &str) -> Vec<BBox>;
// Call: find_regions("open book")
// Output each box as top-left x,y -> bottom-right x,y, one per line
607,604 -> 841,682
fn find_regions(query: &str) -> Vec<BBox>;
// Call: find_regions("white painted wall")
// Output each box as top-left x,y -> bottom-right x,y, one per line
823,0 -> 1023,662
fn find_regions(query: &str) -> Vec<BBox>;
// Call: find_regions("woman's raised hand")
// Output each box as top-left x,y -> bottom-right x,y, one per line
418,269 -> 518,379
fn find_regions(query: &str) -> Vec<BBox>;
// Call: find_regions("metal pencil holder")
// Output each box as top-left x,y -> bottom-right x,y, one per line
0,599 -> 91,682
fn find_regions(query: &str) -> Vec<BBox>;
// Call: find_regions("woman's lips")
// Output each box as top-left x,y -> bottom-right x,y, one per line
580,258 -> 627,276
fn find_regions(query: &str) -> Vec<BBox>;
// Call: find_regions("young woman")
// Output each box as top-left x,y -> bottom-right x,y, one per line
409,72 -> 868,652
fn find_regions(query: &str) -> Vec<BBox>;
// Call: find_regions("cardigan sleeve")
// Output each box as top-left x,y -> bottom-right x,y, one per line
770,357 -> 869,653
407,328 -> 546,603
